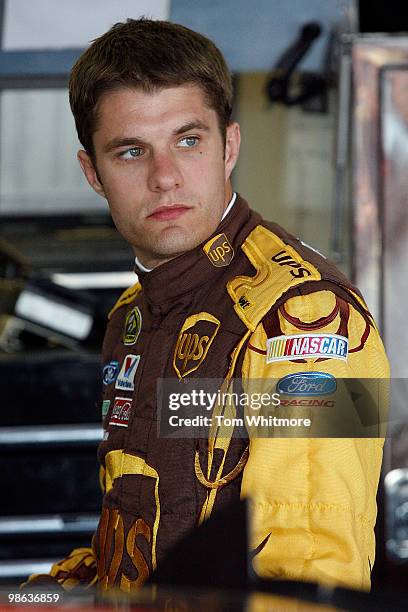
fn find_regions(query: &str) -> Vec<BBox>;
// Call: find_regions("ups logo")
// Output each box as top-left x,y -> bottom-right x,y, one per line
203,233 -> 234,267
173,312 -> 221,379
271,249 -> 312,279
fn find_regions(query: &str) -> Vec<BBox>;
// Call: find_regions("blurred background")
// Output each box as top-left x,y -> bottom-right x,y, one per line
0,0 -> 407,596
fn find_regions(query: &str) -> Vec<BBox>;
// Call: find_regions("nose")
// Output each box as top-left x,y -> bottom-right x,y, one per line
147,151 -> 183,192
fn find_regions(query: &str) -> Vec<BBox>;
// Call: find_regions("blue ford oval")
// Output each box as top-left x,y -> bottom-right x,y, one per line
103,360 -> 119,385
277,372 -> 337,396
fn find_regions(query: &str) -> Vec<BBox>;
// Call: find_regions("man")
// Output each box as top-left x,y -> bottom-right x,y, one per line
27,18 -> 388,592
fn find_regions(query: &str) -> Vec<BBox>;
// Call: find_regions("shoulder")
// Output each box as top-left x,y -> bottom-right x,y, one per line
242,219 -> 347,284
108,282 -> 142,320
229,221 -> 388,374
228,221 -> 366,331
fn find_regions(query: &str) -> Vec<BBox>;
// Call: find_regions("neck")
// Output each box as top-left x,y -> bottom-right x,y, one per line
134,249 -> 185,272
135,187 -> 236,272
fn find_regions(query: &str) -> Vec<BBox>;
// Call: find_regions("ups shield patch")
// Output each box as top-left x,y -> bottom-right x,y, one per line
173,312 -> 221,379
203,233 -> 234,267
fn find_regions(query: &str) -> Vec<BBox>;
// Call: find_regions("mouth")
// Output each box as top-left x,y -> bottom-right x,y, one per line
147,204 -> 191,221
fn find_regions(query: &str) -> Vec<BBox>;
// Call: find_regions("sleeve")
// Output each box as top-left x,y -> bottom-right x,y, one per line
22,547 -> 97,591
240,289 -> 389,591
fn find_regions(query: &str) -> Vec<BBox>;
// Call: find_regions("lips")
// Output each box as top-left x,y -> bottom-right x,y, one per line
148,205 -> 191,221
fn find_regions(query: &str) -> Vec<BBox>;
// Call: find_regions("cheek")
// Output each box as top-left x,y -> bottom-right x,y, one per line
101,172 -> 143,209
186,155 -> 225,186
100,159 -> 144,187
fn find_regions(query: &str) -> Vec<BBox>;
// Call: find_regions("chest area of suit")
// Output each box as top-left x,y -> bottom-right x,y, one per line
99,287 -> 247,460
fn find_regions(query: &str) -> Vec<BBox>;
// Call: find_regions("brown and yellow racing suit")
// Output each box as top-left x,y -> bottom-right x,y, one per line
26,194 -> 389,592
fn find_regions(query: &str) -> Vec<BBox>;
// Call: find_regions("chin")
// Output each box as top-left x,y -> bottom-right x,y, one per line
151,226 -> 206,256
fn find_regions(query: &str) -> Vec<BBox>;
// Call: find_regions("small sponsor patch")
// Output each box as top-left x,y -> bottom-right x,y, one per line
103,361 -> 119,385
203,233 -> 234,267
238,296 -> 251,310
123,307 -> 142,346
115,355 -> 140,391
277,372 -> 337,396
101,399 -> 111,418
280,398 -> 335,408
109,397 -> 132,427
267,333 -> 348,363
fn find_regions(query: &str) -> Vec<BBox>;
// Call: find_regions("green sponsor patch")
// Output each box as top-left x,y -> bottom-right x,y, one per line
102,399 -> 111,419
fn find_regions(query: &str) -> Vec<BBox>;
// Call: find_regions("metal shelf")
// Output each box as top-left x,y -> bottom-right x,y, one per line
0,513 -> 99,536
0,424 -> 103,446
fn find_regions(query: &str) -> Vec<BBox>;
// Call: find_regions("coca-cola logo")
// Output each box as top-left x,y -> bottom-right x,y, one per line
109,397 -> 132,427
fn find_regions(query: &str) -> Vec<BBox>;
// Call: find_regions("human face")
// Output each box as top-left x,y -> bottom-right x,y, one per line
78,85 -> 240,268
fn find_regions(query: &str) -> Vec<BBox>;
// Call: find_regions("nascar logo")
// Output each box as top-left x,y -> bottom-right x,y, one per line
266,333 -> 348,363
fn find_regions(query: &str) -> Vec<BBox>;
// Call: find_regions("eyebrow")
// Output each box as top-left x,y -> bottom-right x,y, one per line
104,120 -> 210,153
172,120 -> 210,136
104,137 -> 146,153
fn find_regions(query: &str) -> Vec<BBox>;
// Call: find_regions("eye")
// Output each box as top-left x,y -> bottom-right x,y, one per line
120,147 -> 144,160
178,136 -> 199,148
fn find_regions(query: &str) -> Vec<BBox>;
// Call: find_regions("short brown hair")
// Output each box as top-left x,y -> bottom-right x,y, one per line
69,18 -> 233,156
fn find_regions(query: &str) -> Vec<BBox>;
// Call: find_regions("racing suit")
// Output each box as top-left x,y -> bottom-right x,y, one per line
26,194 -> 389,592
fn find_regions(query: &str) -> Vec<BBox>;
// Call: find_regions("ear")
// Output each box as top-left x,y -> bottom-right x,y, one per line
77,150 -> 106,198
224,122 -> 241,181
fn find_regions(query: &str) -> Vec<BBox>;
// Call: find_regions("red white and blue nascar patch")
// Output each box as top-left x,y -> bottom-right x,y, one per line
266,333 -> 348,363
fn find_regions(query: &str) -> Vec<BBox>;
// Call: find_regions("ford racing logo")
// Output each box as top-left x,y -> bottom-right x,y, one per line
103,360 -> 119,385
277,372 -> 337,396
